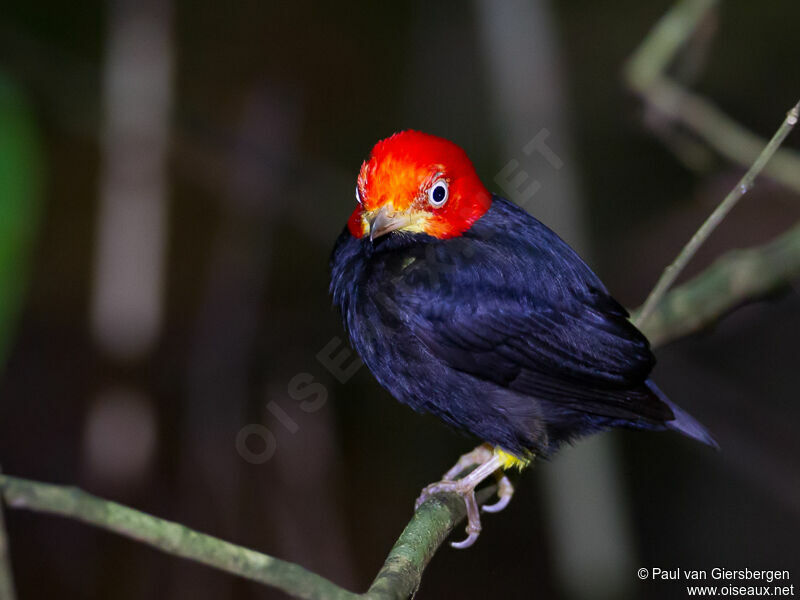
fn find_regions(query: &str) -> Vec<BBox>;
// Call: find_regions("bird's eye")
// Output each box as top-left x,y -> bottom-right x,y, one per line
427,180 -> 449,207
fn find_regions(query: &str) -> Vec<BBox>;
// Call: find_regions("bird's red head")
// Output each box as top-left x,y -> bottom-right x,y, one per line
348,131 -> 491,240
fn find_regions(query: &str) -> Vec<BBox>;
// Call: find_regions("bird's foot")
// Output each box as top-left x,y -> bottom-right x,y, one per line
414,478 -> 483,548
440,444 -> 516,513
414,444 -> 509,549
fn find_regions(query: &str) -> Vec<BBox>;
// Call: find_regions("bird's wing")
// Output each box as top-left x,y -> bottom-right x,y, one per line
410,287 -> 671,422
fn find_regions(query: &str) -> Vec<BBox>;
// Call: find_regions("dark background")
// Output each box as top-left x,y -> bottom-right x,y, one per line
0,1 -> 798,598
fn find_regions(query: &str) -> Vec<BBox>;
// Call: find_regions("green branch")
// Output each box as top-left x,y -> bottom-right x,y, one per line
2,5 -> 799,597
624,0 -> 800,328
2,217 -> 800,598
624,0 -> 800,193
0,475 -> 355,600
635,220 -> 800,348
365,487 -> 493,599
636,101 -> 799,327
0,473 -> 493,600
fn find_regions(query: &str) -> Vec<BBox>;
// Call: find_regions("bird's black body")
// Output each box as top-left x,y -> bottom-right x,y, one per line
331,195 -> 714,457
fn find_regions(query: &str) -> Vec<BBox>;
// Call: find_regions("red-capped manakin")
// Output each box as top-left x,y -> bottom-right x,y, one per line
330,130 -> 716,548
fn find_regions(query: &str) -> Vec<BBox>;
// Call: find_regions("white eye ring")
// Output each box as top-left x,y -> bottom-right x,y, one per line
427,179 -> 449,207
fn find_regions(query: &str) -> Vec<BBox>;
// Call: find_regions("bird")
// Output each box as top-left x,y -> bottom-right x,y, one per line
329,130 -> 716,548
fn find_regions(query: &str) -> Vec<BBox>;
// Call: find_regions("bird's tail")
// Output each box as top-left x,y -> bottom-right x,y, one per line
646,380 -> 719,450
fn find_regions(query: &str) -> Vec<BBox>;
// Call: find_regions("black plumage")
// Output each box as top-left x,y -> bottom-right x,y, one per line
331,195 -> 715,457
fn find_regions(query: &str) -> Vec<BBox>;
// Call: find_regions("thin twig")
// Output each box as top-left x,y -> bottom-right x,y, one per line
2,214 -> 800,598
4,211 -> 800,598
640,79 -> 800,192
624,0 -> 800,193
634,220 -> 800,347
635,101 -> 799,328
624,0 -> 717,89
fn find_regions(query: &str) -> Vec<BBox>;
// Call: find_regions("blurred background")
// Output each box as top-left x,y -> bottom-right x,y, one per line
0,1 -> 798,598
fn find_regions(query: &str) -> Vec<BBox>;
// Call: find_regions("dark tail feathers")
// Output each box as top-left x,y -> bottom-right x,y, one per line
646,380 -> 719,450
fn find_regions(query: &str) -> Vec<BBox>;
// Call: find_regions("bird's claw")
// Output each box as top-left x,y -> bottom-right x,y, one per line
450,527 -> 480,549
415,480 -> 484,549
414,444 -> 515,549
481,494 -> 511,513
482,471 -> 514,513
450,485 -> 481,548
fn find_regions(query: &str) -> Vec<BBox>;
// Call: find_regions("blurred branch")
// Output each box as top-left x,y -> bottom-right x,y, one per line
6,198 -> 800,598
626,0 -> 800,333
636,101 -> 800,327
624,0 -> 800,193
2,223 -> 800,600
2,5 -> 799,597
4,202 -> 799,599
3,193 -> 800,600
0,473 -> 491,600
0,474 -> 355,599
635,220 -> 800,348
